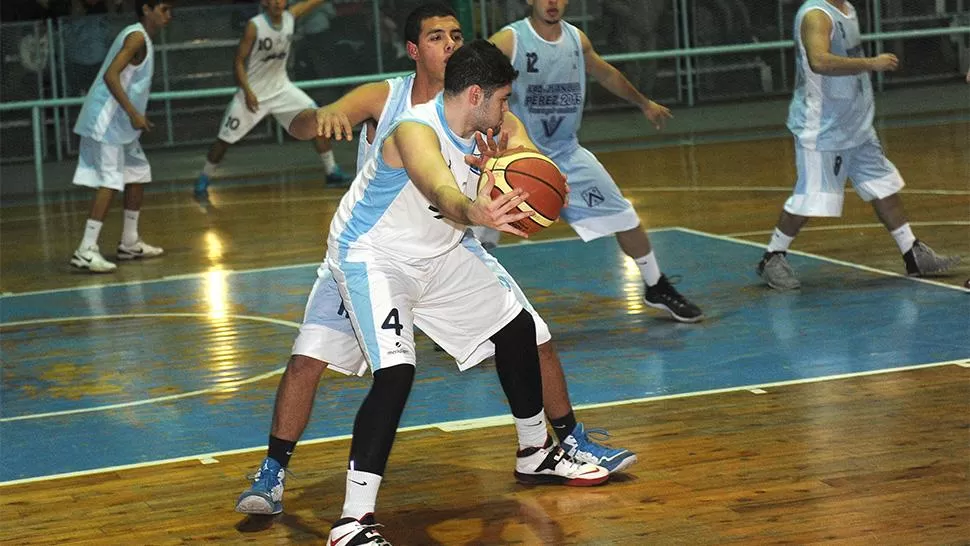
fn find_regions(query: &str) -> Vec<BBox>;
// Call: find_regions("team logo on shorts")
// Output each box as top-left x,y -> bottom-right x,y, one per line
834,155 -> 843,176
582,186 -> 605,208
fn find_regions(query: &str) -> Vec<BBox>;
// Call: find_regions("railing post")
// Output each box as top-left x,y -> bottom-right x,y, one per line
58,15 -> 73,155
672,0 -> 683,103
874,0 -> 884,92
777,0 -> 788,91
372,0 -> 384,74
32,106 -> 45,193
47,18 -> 63,161
161,26 -> 174,145
679,0 -> 695,106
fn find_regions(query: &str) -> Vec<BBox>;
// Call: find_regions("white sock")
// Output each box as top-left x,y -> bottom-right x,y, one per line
320,150 -> 337,174
341,469 -> 382,520
890,223 -> 916,254
201,160 -> 218,177
634,251 -> 662,286
80,219 -> 103,249
514,411 -> 549,450
766,228 -> 795,253
121,209 -> 140,246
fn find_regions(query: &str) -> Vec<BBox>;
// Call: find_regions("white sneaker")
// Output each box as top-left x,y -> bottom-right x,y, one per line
70,245 -> 117,273
117,239 -> 164,260
514,437 -> 610,486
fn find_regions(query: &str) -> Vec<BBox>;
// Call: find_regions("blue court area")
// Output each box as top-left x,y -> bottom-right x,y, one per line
1,229 -> 967,482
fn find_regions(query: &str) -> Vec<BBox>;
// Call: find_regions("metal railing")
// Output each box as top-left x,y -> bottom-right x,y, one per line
0,0 -> 967,193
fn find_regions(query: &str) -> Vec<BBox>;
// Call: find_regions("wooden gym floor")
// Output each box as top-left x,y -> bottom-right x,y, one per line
1,120 -> 968,544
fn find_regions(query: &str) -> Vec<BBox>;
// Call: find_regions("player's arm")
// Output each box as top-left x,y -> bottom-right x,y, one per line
103,31 -> 152,131
488,28 -> 515,58
579,30 -> 672,130
234,21 -> 259,111
288,0 -> 325,20
502,111 -> 536,150
801,10 -> 897,75
287,80 -> 390,141
388,122 -> 531,235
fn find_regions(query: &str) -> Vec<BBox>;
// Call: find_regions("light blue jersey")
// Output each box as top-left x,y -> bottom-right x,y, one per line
355,73 -> 415,170
329,94 -> 477,261
74,23 -> 154,145
504,18 -> 586,160
787,0 -> 874,151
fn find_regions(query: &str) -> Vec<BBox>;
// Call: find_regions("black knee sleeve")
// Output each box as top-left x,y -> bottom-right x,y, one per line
348,364 -> 415,475
490,309 -> 543,418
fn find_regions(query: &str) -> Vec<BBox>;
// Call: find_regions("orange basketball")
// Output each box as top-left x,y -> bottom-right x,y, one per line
479,149 -> 567,236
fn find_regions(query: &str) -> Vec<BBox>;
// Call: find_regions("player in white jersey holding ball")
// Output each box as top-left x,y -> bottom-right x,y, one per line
193,0 -> 349,201
757,0 -> 959,289
321,39 -> 607,545
70,0 -> 173,273
487,0 -> 704,323
234,4 -> 634,522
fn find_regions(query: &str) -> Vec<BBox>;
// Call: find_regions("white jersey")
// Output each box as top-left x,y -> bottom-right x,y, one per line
329,93 -> 477,261
356,73 -> 415,170
246,12 -> 295,100
787,0 -> 875,150
74,23 -> 153,145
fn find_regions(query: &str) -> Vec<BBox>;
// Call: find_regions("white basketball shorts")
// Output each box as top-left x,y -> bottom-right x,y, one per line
217,83 -> 316,144
72,136 -> 151,191
556,146 -> 641,241
291,231 -> 552,376
784,135 -> 905,217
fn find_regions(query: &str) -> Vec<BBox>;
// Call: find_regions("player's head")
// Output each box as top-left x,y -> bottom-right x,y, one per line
444,40 -> 517,134
136,0 -> 173,27
527,0 -> 567,25
261,0 -> 287,18
405,3 -> 463,82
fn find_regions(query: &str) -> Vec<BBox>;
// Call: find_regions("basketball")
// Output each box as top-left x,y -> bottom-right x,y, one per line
479,149 -> 567,236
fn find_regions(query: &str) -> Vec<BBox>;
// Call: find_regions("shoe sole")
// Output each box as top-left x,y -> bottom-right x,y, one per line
235,494 -> 282,515
117,251 -> 164,261
513,471 -> 609,487
643,300 -> 705,323
757,269 -> 801,291
908,258 -> 961,277
70,258 -> 116,273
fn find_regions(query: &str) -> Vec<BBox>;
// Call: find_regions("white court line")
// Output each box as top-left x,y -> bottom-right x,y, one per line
726,220 -> 970,238
676,226 -> 969,292
1,358 -> 964,488
622,187 -> 970,196
0,313 -> 298,423
0,231 -> 606,299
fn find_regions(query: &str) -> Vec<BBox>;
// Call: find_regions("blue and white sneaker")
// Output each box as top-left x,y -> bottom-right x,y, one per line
193,173 -> 210,198
325,165 -> 352,187
561,422 -> 637,474
235,457 -> 285,515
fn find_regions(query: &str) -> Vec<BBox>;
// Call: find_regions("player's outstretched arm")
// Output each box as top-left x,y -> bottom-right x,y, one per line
579,30 -> 672,130
234,21 -> 259,112
103,31 -> 152,131
502,112 -> 536,150
288,0 -> 325,20
801,9 -> 897,75
287,80 -> 390,140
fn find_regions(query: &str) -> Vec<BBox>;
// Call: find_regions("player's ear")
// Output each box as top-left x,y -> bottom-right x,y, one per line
468,85 -> 483,106
406,40 -> 419,61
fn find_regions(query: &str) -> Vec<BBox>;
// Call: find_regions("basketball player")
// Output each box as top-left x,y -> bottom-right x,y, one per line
486,0 -> 704,323
69,0 -> 173,273
192,0 -> 348,200
234,4 -> 634,520
757,0 -> 960,289
322,39 -> 608,545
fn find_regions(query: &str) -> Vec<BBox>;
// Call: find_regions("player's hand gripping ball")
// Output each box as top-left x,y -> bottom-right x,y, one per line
478,149 -> 567,236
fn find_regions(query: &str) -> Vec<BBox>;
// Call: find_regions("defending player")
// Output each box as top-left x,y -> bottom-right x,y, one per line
193,0 -> 349,200
486,0 -> 705,323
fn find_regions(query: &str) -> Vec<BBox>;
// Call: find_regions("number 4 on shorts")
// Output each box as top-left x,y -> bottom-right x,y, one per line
381,308 -> 403,336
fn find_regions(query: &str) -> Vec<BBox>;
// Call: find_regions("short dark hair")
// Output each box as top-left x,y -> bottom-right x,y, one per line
404,3 -> 459,45
444,39 -> 517,97
135,0 -> 169,19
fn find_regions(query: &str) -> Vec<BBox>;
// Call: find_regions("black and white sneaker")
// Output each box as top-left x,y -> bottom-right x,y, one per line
117,239 -> 164,260
514,436 -> 609,486
327,514 -> 390,545
643,274 -> 704,323
70,245 -> 117,273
